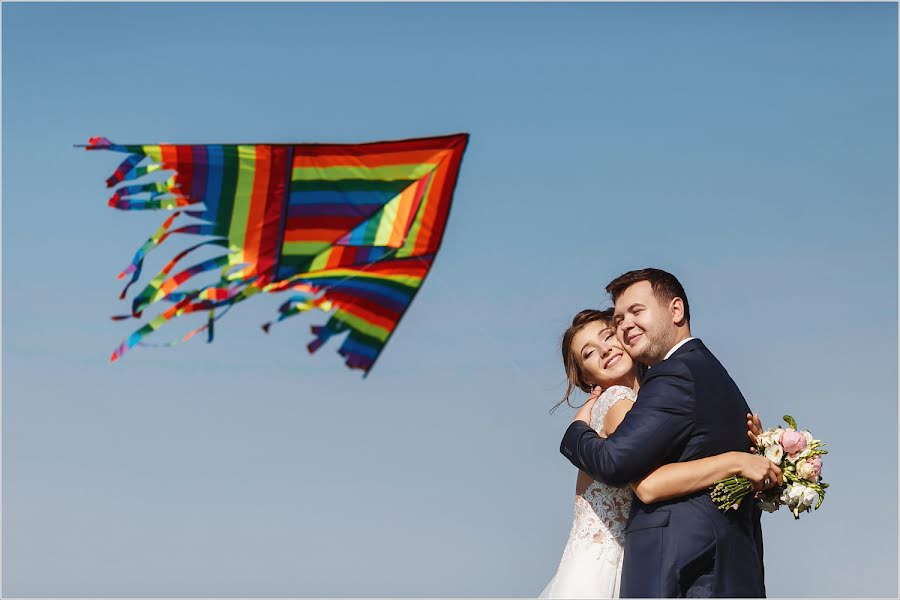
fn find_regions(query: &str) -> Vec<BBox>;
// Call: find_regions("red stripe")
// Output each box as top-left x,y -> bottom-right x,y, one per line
256,146 -> 289,282
329,294 -> 400,330
174,145 -> 193,197
286,215 -> 362,230
289,133 -> 468,160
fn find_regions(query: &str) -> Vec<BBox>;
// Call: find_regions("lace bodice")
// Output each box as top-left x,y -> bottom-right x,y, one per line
563,385 -> 636,562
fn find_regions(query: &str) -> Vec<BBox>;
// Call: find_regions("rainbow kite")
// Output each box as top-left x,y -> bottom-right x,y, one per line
86,133 -> 469,374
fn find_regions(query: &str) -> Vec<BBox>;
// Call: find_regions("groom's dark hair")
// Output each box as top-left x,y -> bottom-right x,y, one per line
606,268 -> 691,325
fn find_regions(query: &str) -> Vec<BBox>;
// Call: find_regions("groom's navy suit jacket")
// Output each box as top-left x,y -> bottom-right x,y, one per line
560,338 -> 765,598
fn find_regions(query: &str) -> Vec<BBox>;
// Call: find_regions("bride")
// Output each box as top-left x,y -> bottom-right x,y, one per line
540,309 -> 774,598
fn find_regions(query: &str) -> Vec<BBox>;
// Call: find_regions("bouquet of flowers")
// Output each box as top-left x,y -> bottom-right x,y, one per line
710,415 -> 828,519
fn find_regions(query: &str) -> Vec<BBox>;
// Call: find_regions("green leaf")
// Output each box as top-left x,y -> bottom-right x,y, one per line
783,415 -> 798,430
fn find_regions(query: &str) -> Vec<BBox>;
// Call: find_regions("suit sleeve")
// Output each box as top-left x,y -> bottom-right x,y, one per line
559,359 -> 695,486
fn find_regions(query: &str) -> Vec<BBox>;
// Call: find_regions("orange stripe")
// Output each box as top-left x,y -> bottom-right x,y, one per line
242,146 -> 271,276
326,245 -> 350,269
385,183 -> 415,247
160,144 -> 179,174
292,149 -> 451,169
414,157 -> 450,255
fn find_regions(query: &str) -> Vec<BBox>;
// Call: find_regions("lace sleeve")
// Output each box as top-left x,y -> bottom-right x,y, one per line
590,385 -> 636,432
605,385 -> 636,407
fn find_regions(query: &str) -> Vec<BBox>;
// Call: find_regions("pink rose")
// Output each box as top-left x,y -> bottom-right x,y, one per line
780,429 -> 808,456
808,455 -> 822,477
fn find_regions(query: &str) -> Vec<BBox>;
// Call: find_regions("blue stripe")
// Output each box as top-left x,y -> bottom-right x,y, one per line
203,145 -> 224,219
287,203 -> 381,217
339,335 -> 379,360
289,190 -> 395,207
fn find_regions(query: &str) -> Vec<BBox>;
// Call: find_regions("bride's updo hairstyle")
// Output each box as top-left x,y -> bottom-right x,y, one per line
550,308 -> 616,414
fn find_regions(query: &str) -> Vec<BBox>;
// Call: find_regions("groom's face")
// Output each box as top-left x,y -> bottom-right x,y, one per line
613,280 -> 676,366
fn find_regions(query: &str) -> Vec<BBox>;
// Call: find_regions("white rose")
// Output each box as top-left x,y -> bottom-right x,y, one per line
801,486 -> 818,509
756,432 -> 773,448
757,428 -> 783,449
781,483 -> 802,508
781,483 -> 817,511
764,443 -> 784,465
796,458 -> 821,482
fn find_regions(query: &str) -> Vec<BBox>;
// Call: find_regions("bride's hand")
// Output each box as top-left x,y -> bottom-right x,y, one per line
736,453 -> 783,492
572,386 -> 603,424
746,412 -> 763,452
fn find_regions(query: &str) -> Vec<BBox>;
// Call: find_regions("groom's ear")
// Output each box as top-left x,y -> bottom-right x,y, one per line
670,297 -> 687,326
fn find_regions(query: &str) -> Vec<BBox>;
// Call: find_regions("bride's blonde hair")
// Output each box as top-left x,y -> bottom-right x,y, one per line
550,308 -> 615,414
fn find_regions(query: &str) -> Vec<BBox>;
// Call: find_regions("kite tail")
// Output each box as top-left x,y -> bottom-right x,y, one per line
110,295 -> 194,362
106,154 -> 146,187
117,210 -> 182,297
117,220 -> 221,299
131,252 -> 236,316
261,292 -> 333,333
113,277 -> 260,358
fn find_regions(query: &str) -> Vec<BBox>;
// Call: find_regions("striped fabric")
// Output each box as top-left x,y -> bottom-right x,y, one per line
86,134 -> 468,374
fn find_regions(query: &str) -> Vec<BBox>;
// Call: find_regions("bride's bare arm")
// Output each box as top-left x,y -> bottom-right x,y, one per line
572,396 -> 599,496
631,454 -> 747,503
602,398 -> 782,504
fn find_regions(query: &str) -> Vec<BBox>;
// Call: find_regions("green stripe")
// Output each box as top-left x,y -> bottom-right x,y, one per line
276,257 -> 315,274
216,146 -> 240,238
335,310 -> 390,342
228,145 -> 257,253
282,241 -> 331,256
292,163 -> 436,182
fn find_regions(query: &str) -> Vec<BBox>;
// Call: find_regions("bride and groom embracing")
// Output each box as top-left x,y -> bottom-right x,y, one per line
541,268 -> 781,598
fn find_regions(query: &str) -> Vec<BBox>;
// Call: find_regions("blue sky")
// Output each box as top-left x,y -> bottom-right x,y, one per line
3,2 -> 897,597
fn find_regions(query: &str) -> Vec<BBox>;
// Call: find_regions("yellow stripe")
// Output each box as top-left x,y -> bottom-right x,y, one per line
336,310 -> 390,341
143,145 -> 162,163
374,194 -> 400,246
292,163 -> 437,182
308,247 -> 332,272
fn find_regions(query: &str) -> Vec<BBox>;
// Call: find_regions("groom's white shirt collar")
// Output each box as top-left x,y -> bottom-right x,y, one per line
662,336 -> 696,361
646,337 -> 697,370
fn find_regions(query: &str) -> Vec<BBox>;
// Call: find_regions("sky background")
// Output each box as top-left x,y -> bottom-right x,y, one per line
2,2 -> 897,597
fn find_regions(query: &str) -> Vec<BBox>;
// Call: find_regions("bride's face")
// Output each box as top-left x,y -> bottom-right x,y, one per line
570,320 -> 635,389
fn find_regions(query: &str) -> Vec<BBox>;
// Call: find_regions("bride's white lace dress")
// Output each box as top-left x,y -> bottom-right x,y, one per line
540,385 -> 636,599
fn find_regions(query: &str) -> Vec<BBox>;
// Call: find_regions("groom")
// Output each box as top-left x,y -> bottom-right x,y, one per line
560,268 -> 769,598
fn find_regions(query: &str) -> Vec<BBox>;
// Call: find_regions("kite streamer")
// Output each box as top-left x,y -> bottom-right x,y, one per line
86,133 -> 468,374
